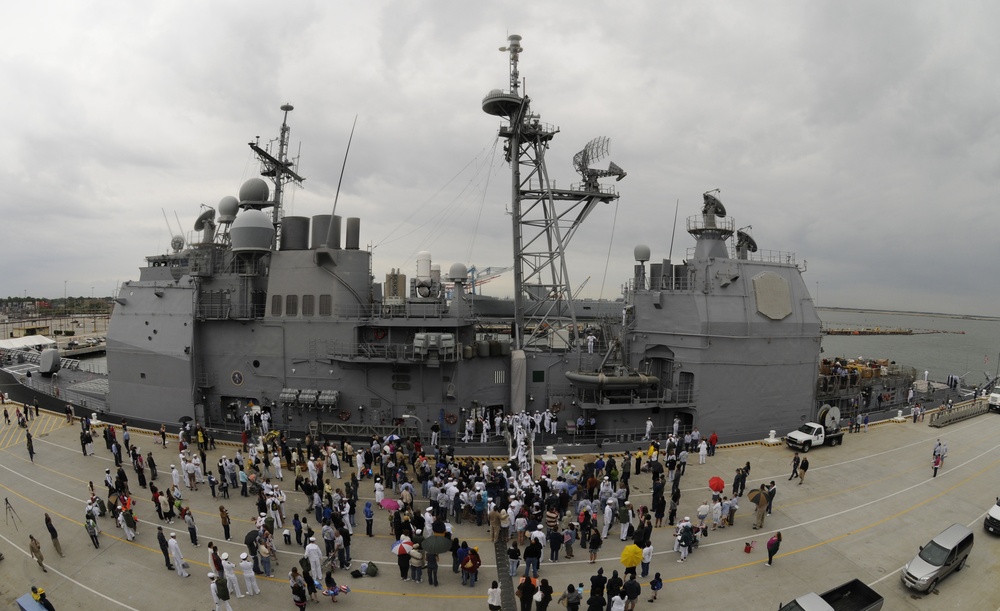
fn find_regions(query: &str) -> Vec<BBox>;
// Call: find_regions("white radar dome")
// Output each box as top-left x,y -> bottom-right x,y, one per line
449,262 -> 469,282
217,196 -> 240,223
230,209 -> 274,253
239,178 -> 270,206
634,244 -> 651,263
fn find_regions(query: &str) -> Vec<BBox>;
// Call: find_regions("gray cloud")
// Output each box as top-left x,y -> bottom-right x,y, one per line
1,2 -> 996,315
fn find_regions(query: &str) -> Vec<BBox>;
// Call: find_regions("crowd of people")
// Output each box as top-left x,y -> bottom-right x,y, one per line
10,399 -> 797,610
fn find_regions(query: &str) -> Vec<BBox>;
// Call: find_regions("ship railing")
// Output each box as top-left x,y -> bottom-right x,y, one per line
679,246 -> 798,265
555,382 -> 694,406
817,374 -> 865,394
329,303 -> 451,320
626,275 -> 693,292
16,374 -> 108,412
311,421 -> 417,441
686,215 -> 736,233
928,396 -> 989,428
333,304 -> 377,319
331,341 -> 461,364
1,348 -> 41,364
197,301 -> 231,319
567,181 -> 619,196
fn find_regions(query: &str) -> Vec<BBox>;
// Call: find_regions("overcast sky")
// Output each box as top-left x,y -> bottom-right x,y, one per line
2,2 -> 997,317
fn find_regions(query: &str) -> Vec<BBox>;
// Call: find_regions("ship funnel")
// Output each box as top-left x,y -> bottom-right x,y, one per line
345,217 -> 360,250
280,216 -> 309,250
324,215 -> 342,249
311,215 -> 331,249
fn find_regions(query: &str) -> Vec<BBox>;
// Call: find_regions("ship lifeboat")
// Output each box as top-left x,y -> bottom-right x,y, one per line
564,371 -> 659,390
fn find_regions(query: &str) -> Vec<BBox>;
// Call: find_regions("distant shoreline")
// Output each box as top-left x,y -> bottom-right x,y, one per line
818,307 -> 1000,323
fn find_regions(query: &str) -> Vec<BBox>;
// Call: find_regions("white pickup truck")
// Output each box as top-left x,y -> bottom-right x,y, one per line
988,385 -> 1000,412
786,405 -> 845,453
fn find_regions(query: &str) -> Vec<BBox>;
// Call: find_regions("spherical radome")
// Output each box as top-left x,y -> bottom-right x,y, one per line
217,196 -> 240,223
239,178 -> 270,204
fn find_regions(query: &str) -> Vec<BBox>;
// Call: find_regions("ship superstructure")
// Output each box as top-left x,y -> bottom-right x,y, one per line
7,35 -> 842,443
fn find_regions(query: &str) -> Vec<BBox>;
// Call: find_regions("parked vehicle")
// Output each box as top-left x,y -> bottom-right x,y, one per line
988,385 -> 1000,412
778,578 -> 883,611
786,405 -> 844,452
984,498 -> 1000,534
901,523 -> 973,593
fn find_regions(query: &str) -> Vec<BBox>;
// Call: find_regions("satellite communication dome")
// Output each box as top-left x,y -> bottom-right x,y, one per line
230,209 -> 274,253
633,244 -> 651,263
449,262 -> 469,282
217,196 -> 240,224
239,178 -> 270,206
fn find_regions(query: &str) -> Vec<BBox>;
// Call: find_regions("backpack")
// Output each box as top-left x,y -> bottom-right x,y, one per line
365,562 -> 379,577
216,578 -> 230,601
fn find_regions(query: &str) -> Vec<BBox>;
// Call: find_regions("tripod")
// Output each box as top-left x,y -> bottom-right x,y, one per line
5,497 -> 21,531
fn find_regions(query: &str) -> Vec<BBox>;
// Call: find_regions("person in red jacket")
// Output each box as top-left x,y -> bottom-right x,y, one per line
461,546 -> 482,587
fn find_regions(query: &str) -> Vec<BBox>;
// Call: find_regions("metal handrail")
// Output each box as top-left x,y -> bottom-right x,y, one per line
928,397 -> 988,427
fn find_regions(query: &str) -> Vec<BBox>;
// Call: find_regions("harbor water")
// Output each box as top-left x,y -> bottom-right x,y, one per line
819,308 -> 1000,388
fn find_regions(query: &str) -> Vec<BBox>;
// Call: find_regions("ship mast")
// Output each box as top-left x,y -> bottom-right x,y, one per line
483,35 -> 624,351
248,103 -> 305,250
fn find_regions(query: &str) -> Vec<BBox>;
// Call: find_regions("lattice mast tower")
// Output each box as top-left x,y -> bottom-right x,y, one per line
483,35 -> 625,351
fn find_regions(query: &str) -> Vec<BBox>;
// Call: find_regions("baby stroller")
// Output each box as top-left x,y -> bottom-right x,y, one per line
248,473 -> 261,496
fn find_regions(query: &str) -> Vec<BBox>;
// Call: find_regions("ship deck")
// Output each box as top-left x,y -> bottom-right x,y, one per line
1,402 -> 999,609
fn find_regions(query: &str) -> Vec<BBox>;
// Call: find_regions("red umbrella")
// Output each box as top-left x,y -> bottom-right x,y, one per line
708,476 -> 725,492
391,539 -> 414,555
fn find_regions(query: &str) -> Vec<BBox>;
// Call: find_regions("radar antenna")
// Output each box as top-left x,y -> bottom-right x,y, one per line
702,189 -> 726,216
736,226 -> 758,259
572,136 -> 627,191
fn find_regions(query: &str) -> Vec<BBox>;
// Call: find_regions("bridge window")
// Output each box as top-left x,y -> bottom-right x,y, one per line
319,295 -> 332,316
286,295 -> 298,317
271,295 -> 282,317
302,295 -> 315,316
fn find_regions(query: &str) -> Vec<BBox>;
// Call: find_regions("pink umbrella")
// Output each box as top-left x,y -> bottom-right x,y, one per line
380,498 -> 400,510
708,476 -> 725,493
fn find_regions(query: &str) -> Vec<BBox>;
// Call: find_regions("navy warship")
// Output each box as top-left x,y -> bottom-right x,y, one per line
2,35 -> 885,443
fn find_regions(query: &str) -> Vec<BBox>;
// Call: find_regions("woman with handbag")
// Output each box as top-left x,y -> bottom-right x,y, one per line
516,577 -> 537,611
